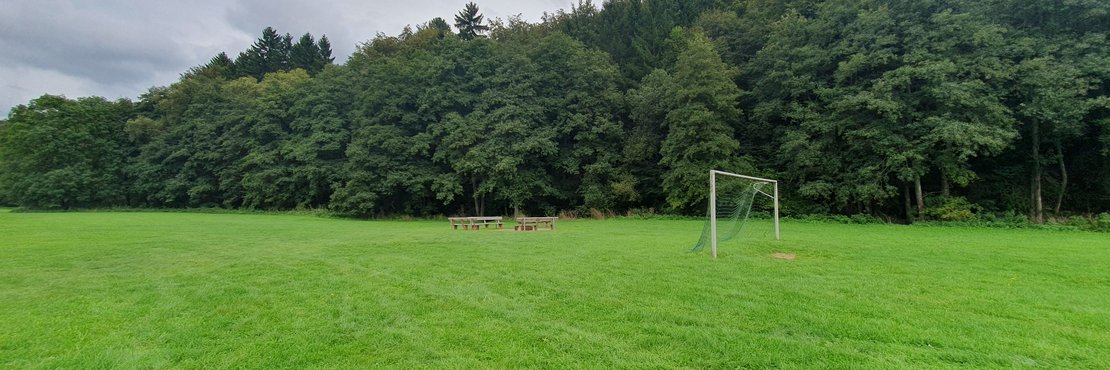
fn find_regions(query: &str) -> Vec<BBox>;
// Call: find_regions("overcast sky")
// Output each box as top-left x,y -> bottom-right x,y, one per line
0,0 -> 570,115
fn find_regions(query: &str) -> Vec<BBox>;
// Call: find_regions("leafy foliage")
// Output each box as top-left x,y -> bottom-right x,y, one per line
1,0 -> 1108,220
0,95 -> 133,208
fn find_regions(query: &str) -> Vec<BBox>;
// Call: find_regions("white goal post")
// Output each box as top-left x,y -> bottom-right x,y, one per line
709,169 -> 780,258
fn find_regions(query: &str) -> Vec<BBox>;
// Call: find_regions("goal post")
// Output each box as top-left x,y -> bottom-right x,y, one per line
703,169 -> 780,258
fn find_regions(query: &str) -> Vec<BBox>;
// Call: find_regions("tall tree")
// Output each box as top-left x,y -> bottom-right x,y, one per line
424,17 -> 453,38
334,35 -> 467,216
525,33 -> 630,211
884,8 -> 1016,213
290,33 -> 323,74
1014,58 -> 1089,223
0,95 -> 133,208
454,2 -> 490,40
317,35 -> 334,65
129,73 -> 237,207
234,27 -> 294,80
638,31 -> 752,212
192,52 -> 236,79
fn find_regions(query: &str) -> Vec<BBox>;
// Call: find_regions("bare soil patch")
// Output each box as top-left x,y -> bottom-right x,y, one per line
770,253 -> 796,260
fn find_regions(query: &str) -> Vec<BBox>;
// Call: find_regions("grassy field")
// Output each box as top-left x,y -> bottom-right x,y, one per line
1,210 -> 1109,368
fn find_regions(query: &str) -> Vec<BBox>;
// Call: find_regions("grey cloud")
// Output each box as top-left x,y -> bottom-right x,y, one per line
1,0 -> 565,114
1,1 -> 204,85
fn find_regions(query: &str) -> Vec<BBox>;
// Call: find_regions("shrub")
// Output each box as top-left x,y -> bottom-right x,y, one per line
557,210 -> 579,220
589,208 -> 611,220
1095,213 -> 1110,231
923,196 -> 982,221
787,214 -> 883,224
624,207 -> 657,219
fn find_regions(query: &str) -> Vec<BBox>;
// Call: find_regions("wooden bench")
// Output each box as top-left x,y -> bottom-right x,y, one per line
448,217 -> 475,230
449,216 -> 504,230
514,216 -> 558,231
470,216 -> 504,229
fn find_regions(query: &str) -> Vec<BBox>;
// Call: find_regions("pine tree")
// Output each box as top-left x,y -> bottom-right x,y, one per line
290,33 -> 322,74
234,27 -> 294,80
454,2 -> 489,40
426,17 -> 452,38
316,35 -> 334,66
209,52 -> 233,70
185,52 -> 235,79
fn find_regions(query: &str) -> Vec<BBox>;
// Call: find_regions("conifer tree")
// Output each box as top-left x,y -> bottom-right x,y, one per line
290,33 -> 322,74
316,35 -> 334,66
209,52 -> 233,70
186,52 -> 235,79
234,27 -> 293,80
425,17 -> 452,38
454,2 -> 489,40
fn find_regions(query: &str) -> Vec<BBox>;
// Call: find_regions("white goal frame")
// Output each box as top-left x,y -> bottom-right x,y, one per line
709,169 -> 780,258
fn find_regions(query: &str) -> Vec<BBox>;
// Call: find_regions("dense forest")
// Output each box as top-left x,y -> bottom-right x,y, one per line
1,0 -> 1107,223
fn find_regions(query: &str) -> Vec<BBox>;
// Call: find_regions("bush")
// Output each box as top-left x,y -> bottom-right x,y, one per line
923,196 -> 982,221
788,214 -> 884,224
977,210 -> 1033,227
624,207 -> 657,219
1094,213 -> 1110,231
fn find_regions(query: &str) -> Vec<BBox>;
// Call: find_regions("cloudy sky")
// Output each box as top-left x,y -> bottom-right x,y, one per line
0,0 -> 570,114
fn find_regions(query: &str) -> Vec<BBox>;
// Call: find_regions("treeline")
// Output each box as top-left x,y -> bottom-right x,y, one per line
1,0 -> 1107,222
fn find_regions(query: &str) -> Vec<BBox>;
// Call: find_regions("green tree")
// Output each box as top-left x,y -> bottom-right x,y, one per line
129,74 -> 235,207
1014,58 -> 1089,223
430,39 -> 556,216
0,95 -> 134,208
334,35 -> 465,216
290,33 -> 324,74
317,35 -> 334,65
231,70 -> 315,209
637,31 -> 752,212
878,8 -> 1016,216
188,52 -> 236,79
454,2 -> 490,40
234,27 -> 293,80
424,17 -> 453,38
525,33 -> 630,211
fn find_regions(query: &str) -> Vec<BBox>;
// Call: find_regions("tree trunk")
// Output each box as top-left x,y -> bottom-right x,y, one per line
914,174 -> 925,216
1054,140 -> 1067,215
940,169 -> 950,197
471,177 -> 479,217
904,183 -> 914,222
1031,121 -> 1044,224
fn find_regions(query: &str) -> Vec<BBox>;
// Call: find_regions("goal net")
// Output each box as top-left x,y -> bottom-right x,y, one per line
691,170 -> 779,257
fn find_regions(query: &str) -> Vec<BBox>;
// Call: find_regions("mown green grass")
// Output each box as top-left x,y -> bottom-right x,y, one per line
1,211 -> 1108,368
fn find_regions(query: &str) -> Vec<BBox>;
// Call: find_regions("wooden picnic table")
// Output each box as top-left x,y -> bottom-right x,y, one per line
448,216 -> 504,230
470,216 -> 504,229
514,216 -> 558,231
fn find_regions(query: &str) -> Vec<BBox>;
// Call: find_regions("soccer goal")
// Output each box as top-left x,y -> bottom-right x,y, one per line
691,169 -> 779,258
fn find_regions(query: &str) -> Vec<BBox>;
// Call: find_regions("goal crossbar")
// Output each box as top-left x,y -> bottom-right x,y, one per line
710,170 -> 777,183
709,170 -> 780,258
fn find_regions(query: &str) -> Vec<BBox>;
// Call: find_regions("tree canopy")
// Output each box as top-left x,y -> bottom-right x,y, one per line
2,0 -> 1107,222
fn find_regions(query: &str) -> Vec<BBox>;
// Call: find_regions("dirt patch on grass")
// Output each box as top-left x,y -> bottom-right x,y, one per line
770,253 -> 796,260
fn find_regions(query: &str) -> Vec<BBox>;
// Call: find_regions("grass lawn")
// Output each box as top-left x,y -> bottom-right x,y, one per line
2,210 -> 1109,368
